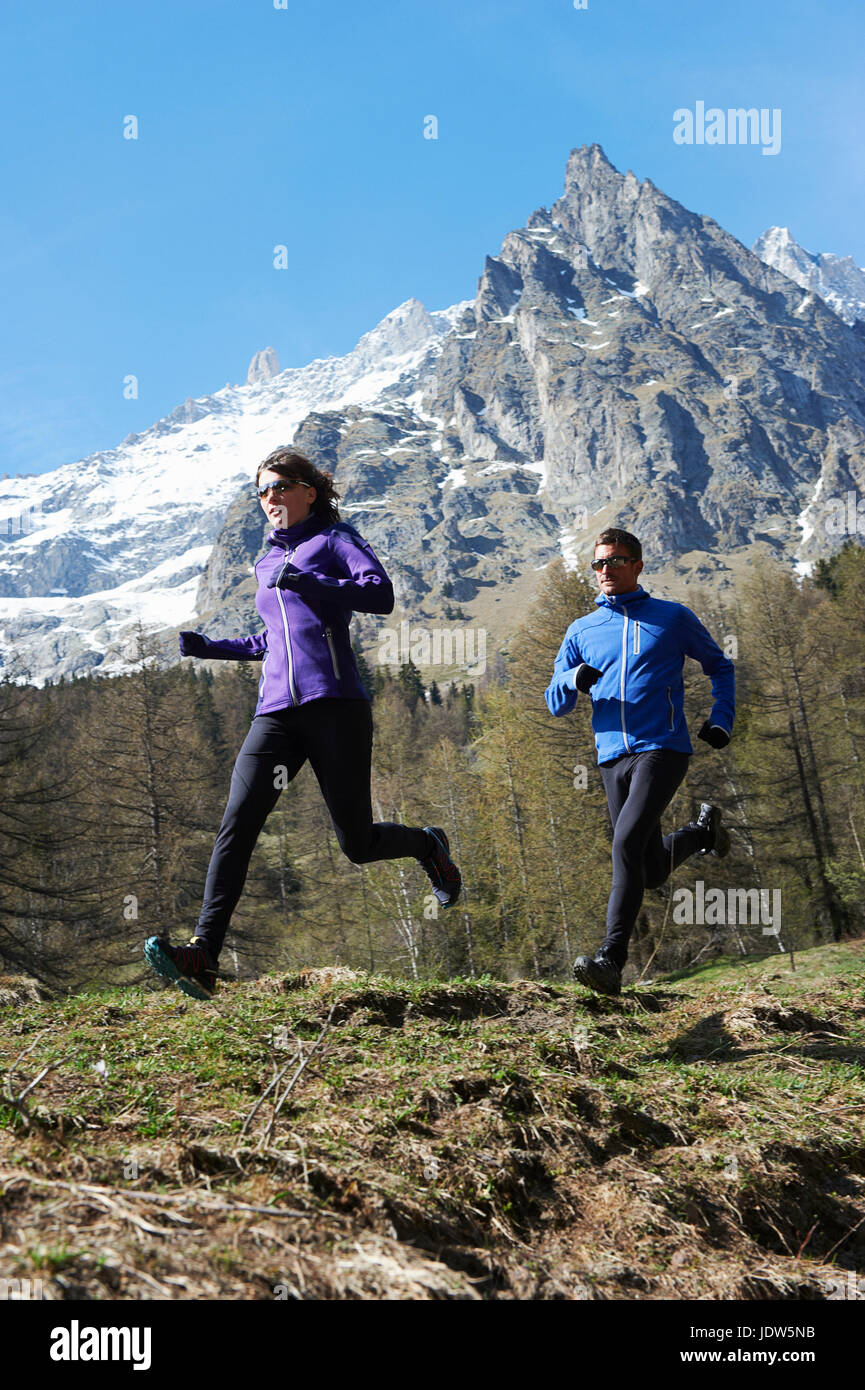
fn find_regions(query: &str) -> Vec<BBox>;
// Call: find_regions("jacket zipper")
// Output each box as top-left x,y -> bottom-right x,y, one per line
633,620 -> 640,655
324,626 -> 341,681
620,613 -> 631,752
666,685 -> 675,730
274,551 -> 298,705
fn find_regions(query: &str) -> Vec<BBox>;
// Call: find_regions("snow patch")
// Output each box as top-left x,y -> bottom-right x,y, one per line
796,475 -> 824,546
559,526 -> 585,572
438,468 -> 467,490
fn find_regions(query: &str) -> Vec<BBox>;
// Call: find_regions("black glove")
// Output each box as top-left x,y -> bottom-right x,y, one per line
179,631 -> 208,658
574,663 -> 602,694
266,562 -> 301,591
698,719 -> 730,750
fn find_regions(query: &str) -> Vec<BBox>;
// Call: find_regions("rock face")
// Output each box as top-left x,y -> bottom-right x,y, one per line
246,347 -> 281,386
3,143 -> 865,683
195,492 -> 270,626
753,226 -> 865,326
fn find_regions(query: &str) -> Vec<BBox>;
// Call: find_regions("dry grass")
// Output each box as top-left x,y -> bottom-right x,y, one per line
0,939 -> 862,1300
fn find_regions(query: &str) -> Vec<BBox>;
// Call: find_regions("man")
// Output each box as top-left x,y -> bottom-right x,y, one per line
544,528 -> 735,996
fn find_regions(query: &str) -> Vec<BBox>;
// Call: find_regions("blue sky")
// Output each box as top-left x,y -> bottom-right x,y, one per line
1,0 -> 862,477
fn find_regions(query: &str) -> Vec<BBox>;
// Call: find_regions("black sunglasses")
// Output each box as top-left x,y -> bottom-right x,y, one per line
591,555 -> 634,571
257,478 -> 311,498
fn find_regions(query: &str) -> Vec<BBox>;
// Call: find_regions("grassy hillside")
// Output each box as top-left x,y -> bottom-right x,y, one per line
1,940 -> 863,1300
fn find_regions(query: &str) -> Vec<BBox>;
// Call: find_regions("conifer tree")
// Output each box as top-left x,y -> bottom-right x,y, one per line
736,557 -> 854,943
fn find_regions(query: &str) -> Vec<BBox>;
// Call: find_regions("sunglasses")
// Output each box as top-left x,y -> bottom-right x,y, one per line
257,478 -> 312,498
591,555 -> 634,571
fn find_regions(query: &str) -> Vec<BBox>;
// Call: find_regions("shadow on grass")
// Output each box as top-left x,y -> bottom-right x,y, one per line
651,1008 -> 865,1065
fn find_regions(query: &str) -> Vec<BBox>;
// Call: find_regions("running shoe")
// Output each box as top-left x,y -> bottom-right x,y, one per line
695,803 -> 730,858
144,935 -> 218,1000
419,826 -> 462,909
572,949 -> 622,997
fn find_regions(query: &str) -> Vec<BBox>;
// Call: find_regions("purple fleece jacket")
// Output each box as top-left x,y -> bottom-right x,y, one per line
191,515 -> 393,714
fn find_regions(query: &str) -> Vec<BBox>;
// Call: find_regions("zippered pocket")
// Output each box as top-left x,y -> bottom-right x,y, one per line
633,620 -> 640,655
666,685 -> 675,730
324,627 -> 341,681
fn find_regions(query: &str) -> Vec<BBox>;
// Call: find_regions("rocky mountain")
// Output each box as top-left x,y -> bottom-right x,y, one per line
753,226 -> 865,326
3,143 -> 865,685
203,144 -> 865,655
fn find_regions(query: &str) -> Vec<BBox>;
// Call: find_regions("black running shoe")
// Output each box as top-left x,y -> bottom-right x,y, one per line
419,826 -> 462,909
144,935 -> 217,1000
696,803 -> 730,858
572,950 -> 622,997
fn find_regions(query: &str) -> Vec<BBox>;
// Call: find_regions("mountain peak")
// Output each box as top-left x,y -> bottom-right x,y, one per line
562,143 -> 619,193
350,298 -> 455,368
753,227 -> 865,324
567,142 -> 616,168
247,347 -> 281,386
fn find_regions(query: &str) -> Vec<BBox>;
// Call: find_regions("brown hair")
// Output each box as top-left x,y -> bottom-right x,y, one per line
256,448 -> 341,524
594,527 -> 642,561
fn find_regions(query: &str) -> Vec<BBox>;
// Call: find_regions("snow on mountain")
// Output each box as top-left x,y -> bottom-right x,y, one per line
752,226 -> 865,326
0,297 -> 472,682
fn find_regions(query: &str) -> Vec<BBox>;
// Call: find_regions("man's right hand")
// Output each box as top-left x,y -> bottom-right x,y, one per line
574,663 -> 602,693
179,631 -> 208,658
697,719 -> 731,750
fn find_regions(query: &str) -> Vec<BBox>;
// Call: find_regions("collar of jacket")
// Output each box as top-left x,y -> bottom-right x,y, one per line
266,515 -> 325,549
594,585 -> 650,610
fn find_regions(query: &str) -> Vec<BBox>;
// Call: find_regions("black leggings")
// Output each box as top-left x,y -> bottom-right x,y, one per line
599,750 -> 702,967
195,699 -> 429,956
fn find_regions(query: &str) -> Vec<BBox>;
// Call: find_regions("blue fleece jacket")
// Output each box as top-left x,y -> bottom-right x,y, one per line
544,586 -> 735,765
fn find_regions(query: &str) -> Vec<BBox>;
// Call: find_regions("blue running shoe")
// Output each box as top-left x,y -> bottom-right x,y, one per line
419,826 -> 462,909
144,935 -> 217,1001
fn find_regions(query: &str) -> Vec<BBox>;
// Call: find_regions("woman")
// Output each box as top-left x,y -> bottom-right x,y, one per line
144,446 -> 461,999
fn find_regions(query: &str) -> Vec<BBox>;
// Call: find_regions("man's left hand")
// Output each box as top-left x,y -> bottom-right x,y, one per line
698,720 -> 730,750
